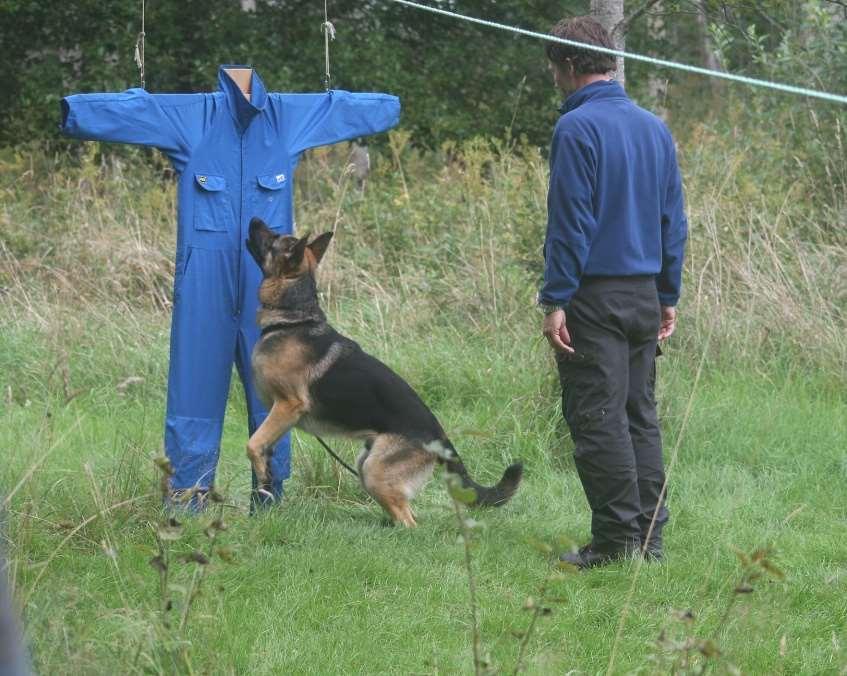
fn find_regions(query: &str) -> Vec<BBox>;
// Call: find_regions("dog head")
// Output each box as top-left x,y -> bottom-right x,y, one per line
247,217 -> 334,279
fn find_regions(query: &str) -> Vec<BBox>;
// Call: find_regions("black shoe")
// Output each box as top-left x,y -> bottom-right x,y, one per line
641,533 -> 664,562
642,544 -> 664,562
559,541 -> 640,570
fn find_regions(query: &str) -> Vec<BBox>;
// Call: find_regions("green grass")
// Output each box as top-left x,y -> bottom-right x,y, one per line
2,137 -> 846,673
3,308 -> 846,674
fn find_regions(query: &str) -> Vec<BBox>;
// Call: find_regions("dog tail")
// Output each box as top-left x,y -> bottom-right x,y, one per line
436,441 -> 523,507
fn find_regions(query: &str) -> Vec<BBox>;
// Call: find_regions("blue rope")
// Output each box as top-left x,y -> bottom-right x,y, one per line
389,0 -> 847,106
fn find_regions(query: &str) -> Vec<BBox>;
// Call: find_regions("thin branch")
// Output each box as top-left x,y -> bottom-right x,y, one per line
615,0 -> 664,35
749,1 -> 789,32
452,496 -> 482,676
512,568 -> 554,675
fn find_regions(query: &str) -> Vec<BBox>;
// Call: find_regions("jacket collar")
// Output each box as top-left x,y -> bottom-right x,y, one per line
218,65 -> 268,129
560,79 -> 628,114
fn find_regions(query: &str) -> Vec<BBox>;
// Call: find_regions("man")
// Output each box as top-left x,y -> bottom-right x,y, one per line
538,17 -> 688,568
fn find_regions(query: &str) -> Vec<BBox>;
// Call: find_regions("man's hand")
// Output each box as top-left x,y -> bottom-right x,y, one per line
542,309 -> 575,354
658,305 -> 677,340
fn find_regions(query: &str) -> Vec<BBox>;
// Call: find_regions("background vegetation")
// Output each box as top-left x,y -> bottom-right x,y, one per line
1,0 -> 846,673
0,0 -> 845,145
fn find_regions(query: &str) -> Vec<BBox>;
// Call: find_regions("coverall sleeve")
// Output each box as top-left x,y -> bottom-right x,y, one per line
539,129 -> 599,308
656,143 -> 688,307
61,89 -> 194,172
289,91 -> 401,156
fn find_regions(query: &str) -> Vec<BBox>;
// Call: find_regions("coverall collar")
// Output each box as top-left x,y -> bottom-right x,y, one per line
218,65 -> 268,129
560,79 -> 627,113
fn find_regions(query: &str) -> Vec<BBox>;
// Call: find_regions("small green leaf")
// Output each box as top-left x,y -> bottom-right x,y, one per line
699,639 -> 721,658
553,535 -> 575,553
157,525 -> 183,541
153,456 -> 174,476
182,550 -> 210,565
528,538 -> 553,555
760,559 -> 785,580
463,517 -> 485,532
732,547 -> 751,567
148,555 -> 167,573
555,561 -> 579,574
673,609 -> 695,623
751,548 -> 768,563
448,482 -> 477,505
204,518 -> 228,538
216,546 -> 236,563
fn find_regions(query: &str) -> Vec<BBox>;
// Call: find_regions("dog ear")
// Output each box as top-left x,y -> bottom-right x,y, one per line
287,233 -> 310,265
247,217 -> 275,269
307,231 -> 334,264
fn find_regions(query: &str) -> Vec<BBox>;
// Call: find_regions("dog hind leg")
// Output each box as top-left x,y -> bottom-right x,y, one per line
358,434 -> 434,527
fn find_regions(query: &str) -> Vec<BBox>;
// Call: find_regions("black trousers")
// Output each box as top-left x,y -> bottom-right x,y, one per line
556,276 -> 669,553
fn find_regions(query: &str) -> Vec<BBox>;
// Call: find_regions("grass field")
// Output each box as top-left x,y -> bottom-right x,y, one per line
2,136 -> 846,674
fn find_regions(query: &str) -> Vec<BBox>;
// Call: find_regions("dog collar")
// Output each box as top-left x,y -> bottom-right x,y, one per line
260,321 -> 305,336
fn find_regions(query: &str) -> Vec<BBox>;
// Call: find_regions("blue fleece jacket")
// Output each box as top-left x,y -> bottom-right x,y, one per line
540,80 -> 688,308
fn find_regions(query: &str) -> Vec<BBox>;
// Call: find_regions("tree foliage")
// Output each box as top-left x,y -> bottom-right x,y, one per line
0,0 -> 844,148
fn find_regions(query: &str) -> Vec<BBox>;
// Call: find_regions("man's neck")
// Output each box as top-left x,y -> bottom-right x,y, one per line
573,73 -> 613,90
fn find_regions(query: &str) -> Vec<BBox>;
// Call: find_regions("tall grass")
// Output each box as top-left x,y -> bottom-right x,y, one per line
2,119 -> 844,378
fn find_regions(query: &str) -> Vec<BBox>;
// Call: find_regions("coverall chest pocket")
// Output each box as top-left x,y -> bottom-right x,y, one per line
194,173 -> 231,232
254,171 -> 288,230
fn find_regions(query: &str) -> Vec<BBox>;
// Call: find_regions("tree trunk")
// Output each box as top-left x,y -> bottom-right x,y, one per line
647,1 -> 668,119
591,0 -> 625,87
694,0 -> 722,97
695,1 -> 721,72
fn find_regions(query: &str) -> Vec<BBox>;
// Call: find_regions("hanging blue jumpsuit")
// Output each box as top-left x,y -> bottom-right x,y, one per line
61,66 -> 401,501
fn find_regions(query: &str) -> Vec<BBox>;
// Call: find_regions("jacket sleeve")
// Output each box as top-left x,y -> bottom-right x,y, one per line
539,129 -> 598,308
656,143 -> 688,307
288,91 -> 401,156
60,89 -> 195,172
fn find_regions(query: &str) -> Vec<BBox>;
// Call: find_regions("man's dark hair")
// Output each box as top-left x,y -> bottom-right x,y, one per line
546,16 -> 617,76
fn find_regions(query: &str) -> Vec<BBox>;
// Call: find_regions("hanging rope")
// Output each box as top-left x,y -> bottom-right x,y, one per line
133,0 -> 146,89
322,0 -> 336,91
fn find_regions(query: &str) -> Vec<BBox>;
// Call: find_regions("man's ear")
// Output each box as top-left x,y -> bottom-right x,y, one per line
307,231 -> 334,265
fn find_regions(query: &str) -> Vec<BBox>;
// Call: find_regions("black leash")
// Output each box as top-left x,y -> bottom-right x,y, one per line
313,434 -> 359,477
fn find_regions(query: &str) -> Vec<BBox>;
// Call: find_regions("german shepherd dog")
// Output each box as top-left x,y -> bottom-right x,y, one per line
245,217 -> 523,526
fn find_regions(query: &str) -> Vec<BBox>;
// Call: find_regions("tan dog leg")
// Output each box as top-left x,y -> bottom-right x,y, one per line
246,399 -> 304,496
359,434 -> 435,527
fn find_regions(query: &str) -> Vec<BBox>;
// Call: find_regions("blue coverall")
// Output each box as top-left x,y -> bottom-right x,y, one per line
61,66 -> 401,500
